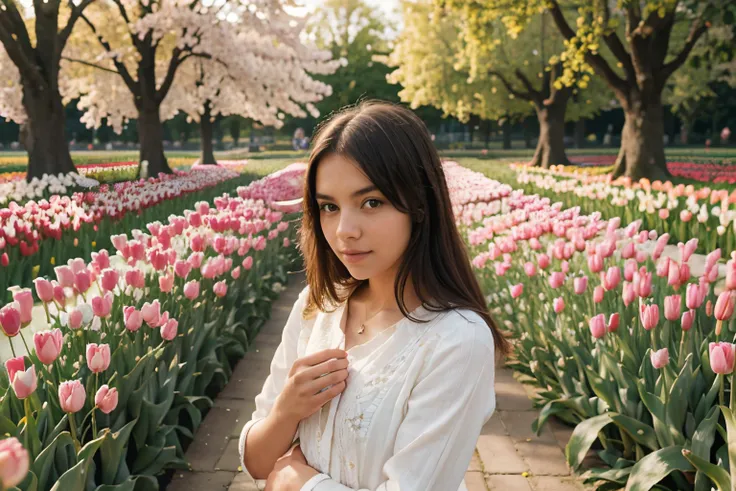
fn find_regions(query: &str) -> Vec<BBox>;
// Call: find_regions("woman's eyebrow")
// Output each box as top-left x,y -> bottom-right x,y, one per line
316,185 -> 378,200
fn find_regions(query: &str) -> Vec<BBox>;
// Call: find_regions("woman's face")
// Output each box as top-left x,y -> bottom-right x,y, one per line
315,153 -> 412,281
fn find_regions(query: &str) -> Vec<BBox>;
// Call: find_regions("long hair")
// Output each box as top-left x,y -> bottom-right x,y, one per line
298,100 -> 509,356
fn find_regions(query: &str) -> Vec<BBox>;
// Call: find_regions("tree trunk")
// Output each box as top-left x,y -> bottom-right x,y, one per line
612,94 -> 670,180
23,85 -> 75,180
200,103 -> 217,165
530,101 -> 571,168
137,104 -> 172,176
484,120 -> 491,149
574,119 -> 586,148
502,123 -> 511,149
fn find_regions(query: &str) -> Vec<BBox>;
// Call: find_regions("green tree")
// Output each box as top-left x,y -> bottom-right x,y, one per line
443,0 -> 733,179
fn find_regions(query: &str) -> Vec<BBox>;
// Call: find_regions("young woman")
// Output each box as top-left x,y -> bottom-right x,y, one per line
238,100 -> 509,491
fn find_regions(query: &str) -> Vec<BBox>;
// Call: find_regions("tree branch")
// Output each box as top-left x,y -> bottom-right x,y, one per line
660,18 -> 708,81
58,0 -> 96,49
0,19 -> 46,90
488,70 -> 533,101
156,48 -> 184,102
513,68 -> 542,102
0,0 -> 37,60
80,13 -> 139,95
546,0 -> 628,100
62,56 -> 120,74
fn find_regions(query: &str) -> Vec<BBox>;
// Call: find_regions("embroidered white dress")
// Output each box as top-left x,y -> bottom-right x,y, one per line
238,286 -> 496,491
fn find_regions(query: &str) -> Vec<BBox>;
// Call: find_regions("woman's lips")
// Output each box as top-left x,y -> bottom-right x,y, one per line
342,251 -> 372,263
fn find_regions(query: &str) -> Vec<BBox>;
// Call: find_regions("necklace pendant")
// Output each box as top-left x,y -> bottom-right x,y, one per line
358,324 -> 365,334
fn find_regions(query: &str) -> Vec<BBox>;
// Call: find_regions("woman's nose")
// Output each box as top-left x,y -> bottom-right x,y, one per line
336,210 -> 361,240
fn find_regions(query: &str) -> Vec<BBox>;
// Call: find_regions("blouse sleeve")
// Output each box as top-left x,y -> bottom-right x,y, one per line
238,285 -> 310,470
302,314 -> 496,491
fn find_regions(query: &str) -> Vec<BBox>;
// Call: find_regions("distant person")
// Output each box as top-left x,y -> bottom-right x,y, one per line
293,127 -> 310,150
721,127 -> 731,145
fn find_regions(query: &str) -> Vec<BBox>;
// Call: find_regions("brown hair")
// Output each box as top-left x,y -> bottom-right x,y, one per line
298,100 -> 509,356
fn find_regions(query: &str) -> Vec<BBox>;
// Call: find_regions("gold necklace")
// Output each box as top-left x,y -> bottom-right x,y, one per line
358,305 -> 383,334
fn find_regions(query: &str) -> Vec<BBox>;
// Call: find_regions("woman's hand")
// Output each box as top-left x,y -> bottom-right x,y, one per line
272,348 -> 349,422
265,445 -> 320,491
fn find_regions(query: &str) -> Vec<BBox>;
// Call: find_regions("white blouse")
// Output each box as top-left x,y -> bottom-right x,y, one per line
238,285 -> 496,491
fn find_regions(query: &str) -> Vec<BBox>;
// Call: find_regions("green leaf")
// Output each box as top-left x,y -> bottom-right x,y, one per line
32,431 -> 75,490
609,413 -> 659,451
637,379 -> 675,448
565,414 -> 612,470
682,448 -> 731,491
624,446 -> 693,491
720,406 -> 736,485
691,406 -> 720,461
100,419 -> 137,485
49,429 -> 105,491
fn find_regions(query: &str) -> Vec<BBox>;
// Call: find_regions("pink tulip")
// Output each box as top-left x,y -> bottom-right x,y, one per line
174,260 -> 192,279
679,263 -> 691,284
589,314 -> 606,339
283,237 -> 291,248
667,261 -> 681,287
184,280 -> 200,301
11,365 -> 37,400
549,272 -> 565,289
95,385 -> 119,414
59,380 -> 86,413
680,210 -> 692,222
231,267 -> 241,280
640,304 -> 660,330
241,256 -> 254,271
593,286 -> 604,303
91,292 -> 113,318
658,209 -> 669,220
68,307 -> 84,330
160,318 -> 178,341
607,313 -> 620,333
726,260 -> 736,291
12,289 -> 33,325
159,272 -> 175,293
622,282 -> 636,307
681,309 -> 695,331
188,251 -> 204,269
587,254 -> 603,274
0,303 -> 21,337
524,262 -> 536,276
74,270 -> 92,294
34,278 -> 54,303
5,357 -> 25,385
509,284 -> 524,299
537,253 -> 550,270
53,284 -> 66,305
553,297 -> 565,313
621,242 -> 635,260
681,239 -> 698,263
33,329 -> 63,364
54,266 -> 75,288
125,269 -> 146,289
602,267 -> 620,291
663,295 -> 680,322
573,276 -> 588,294
86,344 -> 111,373
636,270 -> 653,298
715,291 -> 736,321
650,348 -> 669,369
123,306 -> 143,332
141,300 -> 161,327
686,283 -> 704,310
709,342 -> 736,374
100,269 -> 119,292
0,437 -> 29,488
652,233 -> 670,261
213,281 -> 228,298
625,260 -> 639,282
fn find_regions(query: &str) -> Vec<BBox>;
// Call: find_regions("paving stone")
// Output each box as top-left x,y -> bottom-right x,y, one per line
476,432 -> 528,474
216,438 -> 243,472
464,471 -> 488,491
495,371 -> 535,411
529,475 -> 587,491
486,474 -> 533,490
500,410 -> 557,445
547,417 -> 576,451
515,441 -> 571,476
468,449 -> 483,472
481,413 -> 508,436
168,471 -> 235,491
186,406 -> 243,471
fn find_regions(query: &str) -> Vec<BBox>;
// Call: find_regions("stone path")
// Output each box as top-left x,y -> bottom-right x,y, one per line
168,272 -> 592,491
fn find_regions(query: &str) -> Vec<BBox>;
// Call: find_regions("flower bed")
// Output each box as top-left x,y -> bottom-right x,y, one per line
0,168 -> 250,308
510,164 -> 736,256
0,173 -> 301,490
567,155 -> 736,184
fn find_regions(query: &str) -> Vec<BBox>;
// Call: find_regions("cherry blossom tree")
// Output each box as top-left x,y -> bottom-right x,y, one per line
169,9 -> 339,165
0,0 -> 95,179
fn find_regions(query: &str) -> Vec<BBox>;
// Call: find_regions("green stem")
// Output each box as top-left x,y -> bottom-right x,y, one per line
8,337 -> 17,358
18,330 -> 31,357
68,413 -> 82,452
720,374 -> 725,407
677,331 -> 685,367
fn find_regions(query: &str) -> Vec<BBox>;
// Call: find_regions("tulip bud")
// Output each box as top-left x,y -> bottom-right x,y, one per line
650,348 -> 669,369
0,437 -> 29,488
59,380 -> 86,413
95,385 -> 119,414
709,342 -> 736,374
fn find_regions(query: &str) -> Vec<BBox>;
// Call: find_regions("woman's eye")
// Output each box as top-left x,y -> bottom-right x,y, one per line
364,199 -> 382,209
319,203 -> 337,213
